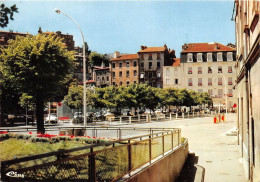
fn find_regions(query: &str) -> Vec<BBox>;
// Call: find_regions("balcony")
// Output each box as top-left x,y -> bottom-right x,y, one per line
188,71 -> 192,74
188,83 -> 193,86
208,82 -> 212,86
198,83 -> 202,86
218,82 -> 222,85
228,82 -> 233,85
198,71 -> 202,74
228,70 -> 232,73
228,94 -> 233,97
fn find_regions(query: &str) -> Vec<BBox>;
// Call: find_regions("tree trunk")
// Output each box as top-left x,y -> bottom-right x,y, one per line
36,97 -> 45,134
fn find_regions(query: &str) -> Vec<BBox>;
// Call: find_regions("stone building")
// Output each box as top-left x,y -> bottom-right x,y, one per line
163,58 -> 183,89
93,65 -> 110,88
234,1 -> 260,181
110,52 -> 139,86
137,45 -> 175,88
180,42 -> 237,110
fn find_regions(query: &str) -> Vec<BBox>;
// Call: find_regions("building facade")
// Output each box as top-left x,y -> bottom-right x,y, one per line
110,52 -> 139,86
180,42 -> 237,110
0,30 -> 29,47
163,58 -> 183,89
138,45 -> 175,88
235,1 -> 260,181
93,66 -> 110,87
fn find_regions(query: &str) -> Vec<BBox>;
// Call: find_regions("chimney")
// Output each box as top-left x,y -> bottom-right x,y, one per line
141,46 -> 147,50
215,43 -> 219,49
182,43 -> 188,51
114,51 -> 120,58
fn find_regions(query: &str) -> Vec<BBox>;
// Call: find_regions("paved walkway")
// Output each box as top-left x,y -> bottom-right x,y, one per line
126,113 -> 247,182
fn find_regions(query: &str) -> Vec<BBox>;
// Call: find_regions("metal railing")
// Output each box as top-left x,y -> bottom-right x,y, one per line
0,127 -> 181,181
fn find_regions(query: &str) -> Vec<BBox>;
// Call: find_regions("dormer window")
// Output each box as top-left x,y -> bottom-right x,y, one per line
187,53 -> 193,62
227,52 -> 233,61
197,53 -> 202,62
207,53 -> 213,62
217,52 -> 223,61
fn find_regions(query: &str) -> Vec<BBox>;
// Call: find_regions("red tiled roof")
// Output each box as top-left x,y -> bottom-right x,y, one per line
0,31 -> 29,35
138,47 -> 166,53
79,80 -> 95,85
172,58 -> 180,67
111,54 -> 138,61
181,42 -> 236,53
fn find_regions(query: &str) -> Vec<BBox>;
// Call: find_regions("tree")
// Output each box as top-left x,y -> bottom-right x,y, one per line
89,52 -> 110,67
0,4 -> 18,28
158,88 -> 178,112
0,34 -> 74,133
64,84 -> 83,110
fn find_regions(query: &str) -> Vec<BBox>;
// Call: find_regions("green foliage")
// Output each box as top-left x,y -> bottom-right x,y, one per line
64,84 -> 83,109
89,52 -> 110,67
0,4 -> 18,28
19,93 -> 35,111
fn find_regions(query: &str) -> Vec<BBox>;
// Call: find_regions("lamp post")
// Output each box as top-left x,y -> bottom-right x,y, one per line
211,67 -> 228,120
55,9 -> 87,127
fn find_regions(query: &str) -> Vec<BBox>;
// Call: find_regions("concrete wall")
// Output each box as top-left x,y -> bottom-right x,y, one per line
128,141 -> 189,182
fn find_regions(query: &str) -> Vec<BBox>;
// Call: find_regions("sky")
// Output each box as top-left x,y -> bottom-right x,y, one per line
2,0 -> 235,57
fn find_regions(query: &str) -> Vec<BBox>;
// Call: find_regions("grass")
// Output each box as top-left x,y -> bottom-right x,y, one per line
0,138 -> 88,162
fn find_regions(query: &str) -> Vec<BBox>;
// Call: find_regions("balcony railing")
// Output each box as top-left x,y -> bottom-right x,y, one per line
228,82 -> 233,85
228,70 -> 232,73
208,82 -> 212,86
198,71 -> 202,74
198,83 -> 202,86
218,82 -> 222,85
188,71 -> 192,74
188,83 -> 193,86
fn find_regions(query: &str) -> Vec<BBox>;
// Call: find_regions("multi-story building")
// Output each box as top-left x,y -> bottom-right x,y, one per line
138,45 -> 175,88
163,58 -> 182,89
93,65 -> 110,88
235,1 -> 260,181
180,42 -> 236,110
0,30 -> 29,47
110,52 -> 139,86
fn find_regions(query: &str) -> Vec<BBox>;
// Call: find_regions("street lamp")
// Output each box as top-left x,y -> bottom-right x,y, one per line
55,9 -> 87,127
211,67 -> 228,120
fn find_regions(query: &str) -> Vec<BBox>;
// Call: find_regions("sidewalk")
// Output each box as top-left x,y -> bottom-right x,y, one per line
129,113 -> 247,182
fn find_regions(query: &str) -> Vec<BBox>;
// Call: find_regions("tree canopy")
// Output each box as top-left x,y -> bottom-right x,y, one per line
0,4 -> 18,28
0,34 -> 75,133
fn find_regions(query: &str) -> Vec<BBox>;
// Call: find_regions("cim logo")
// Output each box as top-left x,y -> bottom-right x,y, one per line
6,171 -> 25,178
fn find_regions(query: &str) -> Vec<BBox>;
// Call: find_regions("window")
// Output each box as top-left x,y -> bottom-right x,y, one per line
198,78 -> 202,86
157,62 -> 160,69
149,72 -> 152,78
166,68 -> 170,76
134,61 -> 137,67
227,52 -> 233,61
174,69 -> 178,76
228,66 -> 232,73
218,89 -> 223,97
112,63 -> 115,68
119,62 -> 122,68
153,72 -> 156,77
188,78 -> 192,86
218,66 -> 222,73
134,70 -> 137,76
198,67 -> 202,74
126,71 -> 130,77
157,53 -> 161,60
112,72 -> 115,78
217,52 -> 223,61
126,62 -> 130,67
175,79 -> 178,84
120,81 -> 123,86
119,71 -> 122,77
166,79 -> 170,85
218,77 -> 222,85
228,89 -> 233,97
149,53 -> 153,60
188,67 -> 192,74
140,54 -> 144,60
107,76 -> 109,81
126,81 -> 130,86
102,77 -> 104,81
208,89 -> 213,96
97,76 -> 100,81
207,53 -> 213,62
140,62 -> 144,68
149,62 -> 152,69
157,72 -> 161,78
228,77 -> 232,85
187,53 -> 193,62
112,82 -> 116,85
208,67 -> 212,73
208,78 -> 212,85
197,53 -> 202,62
140,73 -> 144,78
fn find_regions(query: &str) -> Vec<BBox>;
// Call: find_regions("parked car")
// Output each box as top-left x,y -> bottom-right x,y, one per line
121,109 -> 131,116
44,113 -> 57,123
73,112 -> 82,118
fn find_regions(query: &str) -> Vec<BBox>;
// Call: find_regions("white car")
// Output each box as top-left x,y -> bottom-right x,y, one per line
44,113 -> 57,123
